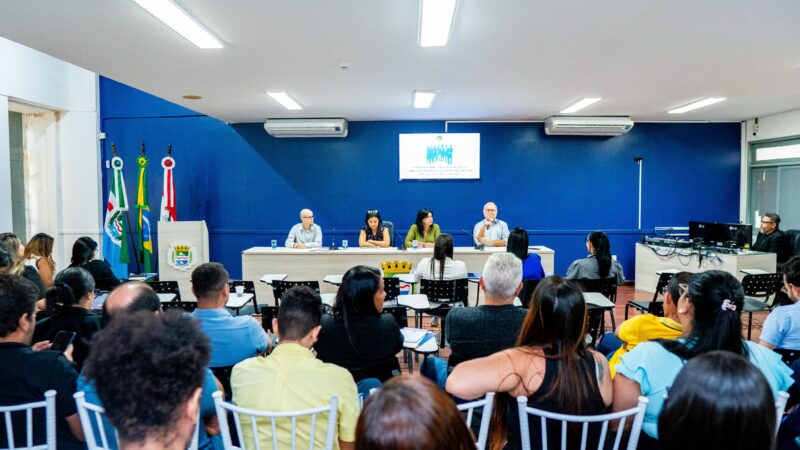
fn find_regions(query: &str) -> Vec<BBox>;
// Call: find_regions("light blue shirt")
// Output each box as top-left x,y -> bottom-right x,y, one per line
472,219 -> 509,245
77,369 -> 223,450
191,309 -> 267,367
761,302 -> 800,349
285,223 -> 322,248
616,340 -> 794,439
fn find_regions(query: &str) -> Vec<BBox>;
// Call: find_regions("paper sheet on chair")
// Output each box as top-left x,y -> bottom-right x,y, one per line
401,327 -> 428,347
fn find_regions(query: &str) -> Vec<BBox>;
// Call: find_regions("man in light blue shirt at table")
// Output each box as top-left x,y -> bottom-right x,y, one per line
285,208 -> 323,248
190,262 -> 267,367
473,201 -> 510,247
760,255 -> 800,350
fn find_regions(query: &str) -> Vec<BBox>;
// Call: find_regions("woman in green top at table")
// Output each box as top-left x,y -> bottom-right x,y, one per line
404,208 -> 440,248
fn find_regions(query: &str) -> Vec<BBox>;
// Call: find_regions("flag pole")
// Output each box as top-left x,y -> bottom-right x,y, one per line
123,144 -> 141,275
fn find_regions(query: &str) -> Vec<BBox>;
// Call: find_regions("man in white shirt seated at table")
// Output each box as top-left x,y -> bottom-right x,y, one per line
285,208 -> 322,248
473,201 -> 509,247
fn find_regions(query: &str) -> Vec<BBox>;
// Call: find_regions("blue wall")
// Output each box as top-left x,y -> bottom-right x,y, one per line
99,77 -> 742,279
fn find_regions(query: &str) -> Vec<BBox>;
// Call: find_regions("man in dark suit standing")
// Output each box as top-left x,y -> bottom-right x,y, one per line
753,212 -> 791,264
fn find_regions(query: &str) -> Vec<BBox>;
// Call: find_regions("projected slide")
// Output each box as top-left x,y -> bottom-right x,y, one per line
399,133 -> 480,180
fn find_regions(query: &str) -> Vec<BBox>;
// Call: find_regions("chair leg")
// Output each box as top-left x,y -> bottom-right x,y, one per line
609,308 -> 616,331
624,304 -> 630,320
440,317 -> 446,348
747,312 -> 753,340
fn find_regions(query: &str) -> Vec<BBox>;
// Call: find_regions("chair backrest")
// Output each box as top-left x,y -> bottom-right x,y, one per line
211,366 -> 235,400
213,391 -> 338,450
74,391 -> 199,450
261,306 -> 280,333
161,301 -> 198,313
382,305 -> 409,329
651,272 -> 675,302
383,221 -> 394,246
419,278 -> 469,306
774,348 -> 800,365
228,280 -> 256,297
519,279 -> 541,309
574,277 -> 618,303
457,392 -> 494,450
147,280 -> 182,301
776,391 -> 790,434
0,390 -> 56,450
272,281 -> 321,305
741,273 -> 784,301
516,395 -> 648,450
785,229 -> 800,257
383,277 -> 401,300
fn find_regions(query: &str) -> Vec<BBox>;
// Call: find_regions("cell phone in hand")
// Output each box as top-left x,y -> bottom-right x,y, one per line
49,331 -> 76,353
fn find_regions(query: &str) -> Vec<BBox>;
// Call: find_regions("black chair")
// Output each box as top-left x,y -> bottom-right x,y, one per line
210,366 -> 234,400
260,306 -> 279,334
383,220 -> 395,246
227,280 -> 257,315
419,278 -> 469,348
574,277 -> 618,346
271,280 -> 320,305
519,279 -> 541,309
147,280 -> 181,301
384,277 -> 401,301
625,272 -> 675,319
785,229 -> 800,258
161,301 -> 197,313
774,348 -> 800,366
383,305 -> 409,329
742,272 -> 784,340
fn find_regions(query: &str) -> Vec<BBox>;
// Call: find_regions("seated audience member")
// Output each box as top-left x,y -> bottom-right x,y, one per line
33,267 -> 102,369
472,201 -> 510,247
316,266 -> 403,393
190,262 -> 267,367
23,233 -> 56,288
753,212 -> 792,265
422,252 -> 527,388
566,230 -> 624,284
84,311 -> 210,450
507,227 -> 545,280
231,286 -> 360,450
358,210 -> 390,248
0,274 -> 84,449
660,351 -> 775,450
613,270 -> 794,442
404,208 -> 440,248
69,236 -> 120,290
0,246 -> 10,272
598,271 -> 692,377
0,232 -> 46,299
413,234 -> 468,281
760,255 -> 800,350
285,208 -> 322,248
356,375 -> 475,450
447,276 -> 612,450
79,281 -> 222,450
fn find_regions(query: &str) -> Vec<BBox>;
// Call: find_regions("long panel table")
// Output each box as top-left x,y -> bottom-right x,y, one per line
634,242 -> 776,293
242,246 -> 555,304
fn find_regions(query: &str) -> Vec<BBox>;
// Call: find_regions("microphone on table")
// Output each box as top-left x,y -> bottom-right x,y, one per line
462,229 -> 485,250
329,227 -> 338,250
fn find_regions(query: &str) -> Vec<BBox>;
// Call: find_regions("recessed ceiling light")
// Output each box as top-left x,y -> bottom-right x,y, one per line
182,95 -> 202,100
413,91 -> 436,109
668,97 -> 726,114
419,0 -> 458,47
131,0 -> 223,49
266,92 -> 303,110
560,97 -> 602,114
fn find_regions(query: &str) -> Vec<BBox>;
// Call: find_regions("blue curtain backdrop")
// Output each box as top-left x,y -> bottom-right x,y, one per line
99,76 -> 741,280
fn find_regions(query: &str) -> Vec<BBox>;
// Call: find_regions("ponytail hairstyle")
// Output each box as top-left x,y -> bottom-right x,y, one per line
24,233 -> 56,273
333,265 -> 382,353
587,231 -> 612,278
430,234 -> 454,280
45,267 -> 95,320
0,233 -> 25,276
507,227 -> 529,262
657,270 -> 746,360
70,236 -> 98,267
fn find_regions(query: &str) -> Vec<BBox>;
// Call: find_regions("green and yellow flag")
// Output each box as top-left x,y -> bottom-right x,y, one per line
136,154 -> 153,273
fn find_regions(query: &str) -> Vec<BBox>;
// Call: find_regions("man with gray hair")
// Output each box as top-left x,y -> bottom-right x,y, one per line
285,208 -> 323,248
421,252 -> 528,388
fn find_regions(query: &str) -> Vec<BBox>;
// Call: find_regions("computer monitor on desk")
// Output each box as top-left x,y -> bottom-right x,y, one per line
689,221 -> 753,248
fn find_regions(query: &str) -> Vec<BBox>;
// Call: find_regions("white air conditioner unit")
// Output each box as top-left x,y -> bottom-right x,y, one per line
264,118 -> 348,138
544,116 -> 634,136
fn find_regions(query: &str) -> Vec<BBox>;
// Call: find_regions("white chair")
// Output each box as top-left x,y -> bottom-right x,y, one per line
212,391 -> 338,450
516,395 -> 649,450
776,391 -> 790,434
457,392 -> 494,450
0,389 -> 56,450
74,391 -> 200,450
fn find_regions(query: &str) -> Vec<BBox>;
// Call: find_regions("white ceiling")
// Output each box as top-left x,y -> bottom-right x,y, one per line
1,0 -> 800,124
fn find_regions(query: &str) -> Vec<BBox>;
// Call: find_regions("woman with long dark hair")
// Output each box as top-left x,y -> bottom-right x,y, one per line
33,267 -> 102,369
413,234 -> 467,281
0,232 -> 46,299
404,208 -> 440,248
507,227 -> 544,281
659,351 -> 775,450
69,236 -> 120,290
566,230 -> 624,283
358,210 -> 390,248
24,233 -> 56,288
447,276 -> 612,450
315,266 -> 403,393
613,270 -> 793,442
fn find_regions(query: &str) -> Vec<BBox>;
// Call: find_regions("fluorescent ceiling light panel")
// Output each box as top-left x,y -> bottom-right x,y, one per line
560,97 -> 602,114
668,97 -> 726,114
267,92 -> 303,110
419,0 -> 458,47
413,91 -> 436,109
131,0 -> 223,49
